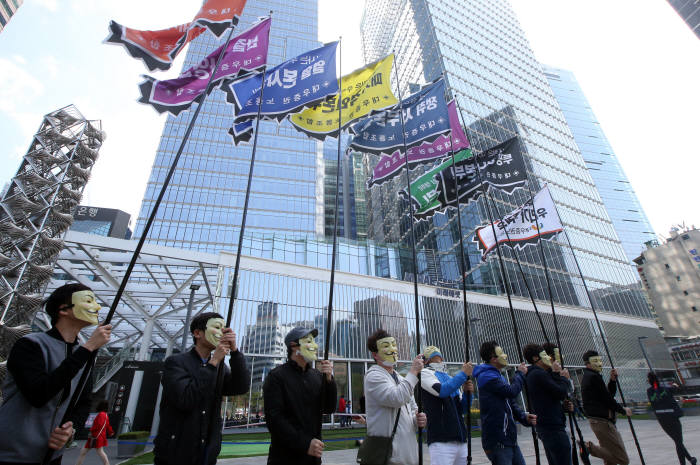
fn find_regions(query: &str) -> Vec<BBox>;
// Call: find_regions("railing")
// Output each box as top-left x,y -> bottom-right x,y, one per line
93,338 -> 138,392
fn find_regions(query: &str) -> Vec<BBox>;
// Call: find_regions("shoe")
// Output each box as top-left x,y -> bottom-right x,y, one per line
689,457 -> 697,465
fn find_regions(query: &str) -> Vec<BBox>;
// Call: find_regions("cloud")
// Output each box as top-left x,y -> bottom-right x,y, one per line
41,55 -> 60,79
0,57 -> 45,140
33,0 -> 58,12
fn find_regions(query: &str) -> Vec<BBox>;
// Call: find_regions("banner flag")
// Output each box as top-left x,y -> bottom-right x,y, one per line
138,18 -> 271,116
474,185 -> 563,260
190,0 -> 248,37
105,21 -> 206,71
228,119 -> 254,145
435,136 -> 527,206
105,0 -> 247,71
289,55 -> 398,140
398,148 -> 473,220
367,99 -> 468,187
226,41 -> 339,122
349,79 -> 450,156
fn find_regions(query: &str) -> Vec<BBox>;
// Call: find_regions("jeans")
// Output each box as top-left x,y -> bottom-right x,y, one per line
538,428 -> 572,465
428,442 -> 468,465
484,444 -> 526,465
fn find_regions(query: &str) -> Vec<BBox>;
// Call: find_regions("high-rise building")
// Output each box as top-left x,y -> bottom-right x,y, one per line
635,227 -> 700,338
667,0 -> 700,39
135,0 -> 320,253
72,205 -> 132,239
0,0 -> 22,33
542,66 -> 656,264
360,0 -> 654,319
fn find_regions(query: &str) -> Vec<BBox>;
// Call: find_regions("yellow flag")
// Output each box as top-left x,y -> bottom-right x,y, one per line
289,54 -> 398,139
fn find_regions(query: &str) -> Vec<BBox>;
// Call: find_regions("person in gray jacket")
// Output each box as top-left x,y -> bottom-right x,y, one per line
364,328 -> 427,465
0,283 -> 111,465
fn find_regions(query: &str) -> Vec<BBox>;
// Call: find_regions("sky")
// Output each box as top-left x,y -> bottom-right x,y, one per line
0,0 -> 698,239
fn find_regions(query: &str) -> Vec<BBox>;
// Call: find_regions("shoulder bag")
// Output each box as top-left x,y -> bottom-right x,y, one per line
356,407 -> 401,465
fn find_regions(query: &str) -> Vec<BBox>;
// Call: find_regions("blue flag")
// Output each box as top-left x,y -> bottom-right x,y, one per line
348,79 -> 450,155
225,41 -> 339,122
228,119 -> 254,145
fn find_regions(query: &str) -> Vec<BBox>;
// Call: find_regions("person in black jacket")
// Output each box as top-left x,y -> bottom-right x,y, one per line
523,344 -> 572,465
580,350 -> 631,465
153,312 -> 250,465
647,372 -> 696,465
263,327 -> 336,465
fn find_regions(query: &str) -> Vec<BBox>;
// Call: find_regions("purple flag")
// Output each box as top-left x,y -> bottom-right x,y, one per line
367,100 -> 468,188
138,18 -> 271,116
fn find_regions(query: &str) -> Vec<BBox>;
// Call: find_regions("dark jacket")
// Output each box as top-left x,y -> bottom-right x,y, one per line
153,348 -> 250,465
263,360 -> 337,465
647,385 -> 682,417
421,368 -> 471,445
580,368 -> 624,422
473,364 -> 529,450
525,364 -> 569,431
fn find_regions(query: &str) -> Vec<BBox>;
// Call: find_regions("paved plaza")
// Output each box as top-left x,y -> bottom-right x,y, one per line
58,416 -> 700,465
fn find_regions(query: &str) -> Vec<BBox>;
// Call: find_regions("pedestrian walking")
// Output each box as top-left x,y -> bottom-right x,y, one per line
580,350 -> 631,465
0,283 -> 111,465
75,400 -> 114,465
647,372 -> 696,465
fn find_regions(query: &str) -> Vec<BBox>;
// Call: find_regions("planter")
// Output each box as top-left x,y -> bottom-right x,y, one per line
117,431 -> 149,458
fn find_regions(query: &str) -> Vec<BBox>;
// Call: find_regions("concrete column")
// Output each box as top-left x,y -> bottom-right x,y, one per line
123,318 -> 154,432
149,338 -> 174,437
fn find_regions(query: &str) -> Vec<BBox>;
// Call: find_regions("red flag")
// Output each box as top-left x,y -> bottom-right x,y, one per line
106,0 -> 248,71
105,21 -> 205,71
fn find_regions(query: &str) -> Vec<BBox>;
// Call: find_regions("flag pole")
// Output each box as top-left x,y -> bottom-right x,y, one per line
391,52 -> 424,464
453,101 -> 541,465
39,18 -> 241,465
323,36 -> 342,361
206,13 -> 274,461
445,131 -> 473,465
546,192 -> 646,465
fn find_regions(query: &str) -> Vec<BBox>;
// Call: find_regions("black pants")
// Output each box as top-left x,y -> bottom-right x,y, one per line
657,415 -> 693,465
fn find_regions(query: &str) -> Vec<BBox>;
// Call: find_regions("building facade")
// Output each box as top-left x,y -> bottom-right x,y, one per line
0,0 -> 22,33
543,65 -> 656,264
667,0 -> 700,39
72,205 -> 131,239
134,0 -> 321,253
635,228 -> 700,338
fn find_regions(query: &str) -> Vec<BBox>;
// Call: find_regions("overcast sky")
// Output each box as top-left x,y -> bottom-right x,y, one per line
0,0 -> 697,238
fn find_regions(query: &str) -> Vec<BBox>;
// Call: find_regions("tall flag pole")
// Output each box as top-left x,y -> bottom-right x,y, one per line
445,120 -> 474,465
40,17 -> 244,465
209,13 -> 274,459
323,36 -> 342,362
391,52 -> 424,465
545,189 -> 647,465
453,101 -> 541,465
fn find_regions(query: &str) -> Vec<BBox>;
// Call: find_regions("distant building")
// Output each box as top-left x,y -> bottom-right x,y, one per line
0,0 -> 22,33
635,228 -> 700,338
353,295 -> 411,360
668,337 -> 700,389
667,0 -> 700,39
72,206 -> 131,239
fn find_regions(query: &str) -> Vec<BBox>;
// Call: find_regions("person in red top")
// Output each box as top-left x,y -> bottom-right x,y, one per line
75,400 -> 114,465
338,395 -> 346,427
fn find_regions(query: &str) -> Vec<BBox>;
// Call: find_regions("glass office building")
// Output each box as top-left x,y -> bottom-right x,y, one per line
543,65 -> 656,264
134,0 -> 321,253
0,0 -> 22,33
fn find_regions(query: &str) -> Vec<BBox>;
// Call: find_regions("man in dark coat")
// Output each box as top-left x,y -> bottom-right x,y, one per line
523,343 -> 572,465
263,327 -> 336,465
153,312 -> 250,465
580,350 -> 631,465
0,283 -> 111,465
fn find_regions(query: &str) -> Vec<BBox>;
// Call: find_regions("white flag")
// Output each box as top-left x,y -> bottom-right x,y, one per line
474,185 -> 563,260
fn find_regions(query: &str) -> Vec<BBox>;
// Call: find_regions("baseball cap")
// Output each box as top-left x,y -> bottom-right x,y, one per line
284,327 -> 318,347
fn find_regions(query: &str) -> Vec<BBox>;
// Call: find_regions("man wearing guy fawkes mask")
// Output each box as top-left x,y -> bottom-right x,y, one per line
0,283 -> 112,464
580,350 -> 631,465
154,312 -> 249,465
523,344 -> 572,465
263,327 -> 336,465
420,345 -> 474,465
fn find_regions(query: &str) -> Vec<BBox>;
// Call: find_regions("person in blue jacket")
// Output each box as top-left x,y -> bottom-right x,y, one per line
473,340 -> 536,465
420,345 -> 474,465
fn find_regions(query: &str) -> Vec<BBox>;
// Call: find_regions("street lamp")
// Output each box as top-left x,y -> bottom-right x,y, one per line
637,336 -> 653,374
180,284 -> 201,352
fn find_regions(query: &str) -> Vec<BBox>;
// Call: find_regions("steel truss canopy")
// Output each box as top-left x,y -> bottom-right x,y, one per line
48,231 -> 220,350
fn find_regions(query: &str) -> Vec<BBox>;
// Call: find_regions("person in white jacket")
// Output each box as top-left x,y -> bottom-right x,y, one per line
364,328 -> 427,465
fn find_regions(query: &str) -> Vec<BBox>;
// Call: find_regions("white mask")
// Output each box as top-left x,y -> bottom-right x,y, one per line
430,361 -> 446,373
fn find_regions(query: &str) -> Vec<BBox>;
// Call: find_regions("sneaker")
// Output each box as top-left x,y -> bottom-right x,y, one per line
689,457 -> 697,465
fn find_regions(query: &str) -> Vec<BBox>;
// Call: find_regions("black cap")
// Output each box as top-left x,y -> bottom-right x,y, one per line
284,327 -> 318,347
